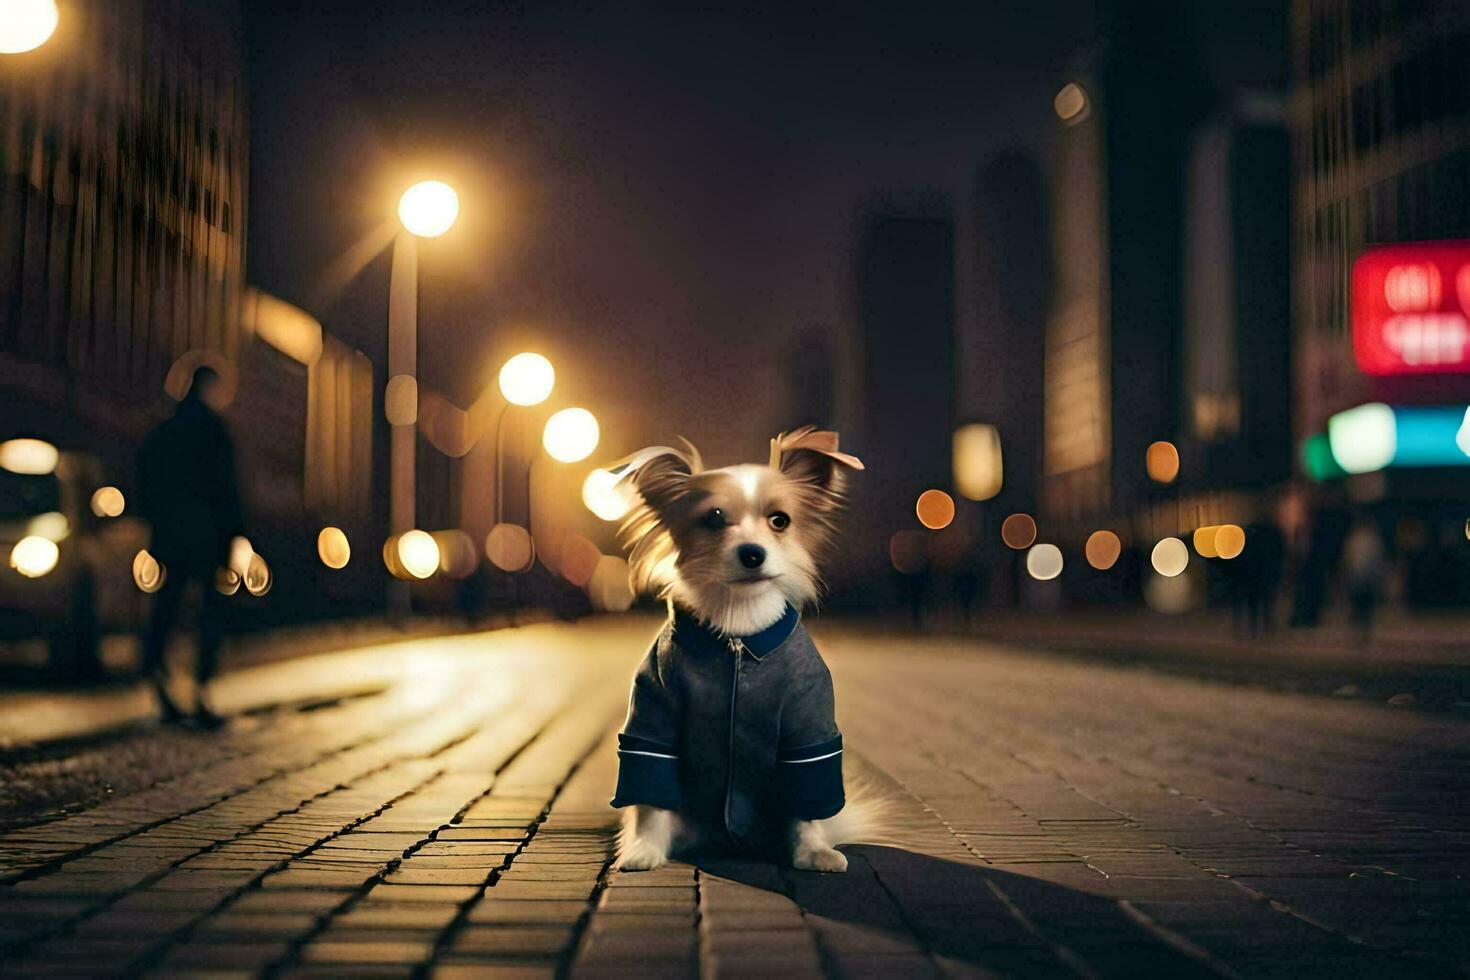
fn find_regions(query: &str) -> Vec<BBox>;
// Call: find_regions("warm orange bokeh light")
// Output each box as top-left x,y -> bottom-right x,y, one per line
486,522 -> 535,573
432,530 -> 479,579
1215,524 -> 1246,560
559,534 -> 602,588
1085,530 -> 1121,570
133,549 -> 166,593
1146,441 -> 1180,483
915,489 -> 956,530
1193,525 -> 1220,558
318,527 -> 351,569
1001,513 -> 1038,550
90,486 -> 126,518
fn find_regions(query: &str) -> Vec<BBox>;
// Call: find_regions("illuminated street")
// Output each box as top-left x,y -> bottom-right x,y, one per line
0,614 -> 1465,977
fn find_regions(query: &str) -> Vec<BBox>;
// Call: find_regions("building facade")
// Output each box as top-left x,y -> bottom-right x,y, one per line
1291,0 -> 1470,436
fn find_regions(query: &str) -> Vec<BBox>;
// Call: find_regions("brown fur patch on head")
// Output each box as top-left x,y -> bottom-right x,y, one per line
615,441 -> 704,596
770,426 -> 865,565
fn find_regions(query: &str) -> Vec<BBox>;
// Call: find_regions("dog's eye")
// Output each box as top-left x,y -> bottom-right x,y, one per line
768,511 -> 791,532
701,507 -> 727,530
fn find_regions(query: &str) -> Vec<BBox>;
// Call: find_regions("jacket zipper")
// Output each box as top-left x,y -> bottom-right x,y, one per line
723,637 -> 744,843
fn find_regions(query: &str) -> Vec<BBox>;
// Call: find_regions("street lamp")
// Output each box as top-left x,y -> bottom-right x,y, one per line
491,352 -> 555,526
0,0 -> 58,54
397,181 -> 459,239
542,408 -> 599,463
386,179 -> 458,615
526,408 -> 600,548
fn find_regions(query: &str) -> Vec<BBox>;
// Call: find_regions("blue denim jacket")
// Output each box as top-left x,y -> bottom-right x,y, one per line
611,604 -> 844,849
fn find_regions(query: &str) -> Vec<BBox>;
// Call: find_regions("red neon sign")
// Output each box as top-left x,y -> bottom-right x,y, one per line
1352,241 -> 1470,376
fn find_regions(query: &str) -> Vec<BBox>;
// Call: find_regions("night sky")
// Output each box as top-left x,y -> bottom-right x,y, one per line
242,2 -> 1283,467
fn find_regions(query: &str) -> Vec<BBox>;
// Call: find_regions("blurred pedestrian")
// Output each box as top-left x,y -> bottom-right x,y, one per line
1232,519 -> 1285,638
136,367 -> 244,728
1342,516 -> 1385,643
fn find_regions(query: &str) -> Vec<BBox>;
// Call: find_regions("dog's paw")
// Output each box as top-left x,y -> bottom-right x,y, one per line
792,845 -> 847,873
613,837 -> 669,872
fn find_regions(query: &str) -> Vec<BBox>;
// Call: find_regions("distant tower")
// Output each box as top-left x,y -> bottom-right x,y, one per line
970,151 -> 1049,511
854,193 -> 957,575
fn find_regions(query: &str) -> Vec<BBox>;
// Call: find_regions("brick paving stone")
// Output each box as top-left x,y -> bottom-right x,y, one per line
447,924 -> 575,956
300,939 -> 436,964
4,618 -> 1467,978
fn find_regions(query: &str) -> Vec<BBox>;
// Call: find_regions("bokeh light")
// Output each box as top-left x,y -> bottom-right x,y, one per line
229,536 -> 255,577
397,180 -> 459,238
589,555 -> 635,611
1151,537 -> 1189,577
1215,523 -> 1246,560
1085,530 -> 1121,570
542,408 -> 599,463
0,0 -> 59,54
952,424 -> 1003,501
1001,513 -> 1038,550
559,534 -> 601,588
1026,543 -> 1064,581
486,522 -> 535,573
1053,82 -> 1088,122
26,511 -> 68,542
1192,525 -> 1220,558
915,489 -> 956,530
1145,441 -> 1180,483
317,527 -> 351,569
432,530 -> 478,579
244,554 -> 272,596
9,535 -> 58,578
133,549 -> 166,593
498,353 -> 555,407
215,567 -> 241,596
1328,402 -> 1396,474
0,438 -> 58,475
888,530 -> 928,574
582,468 -> 634,522
397,529 -> 440,579
91,486 -> 125,518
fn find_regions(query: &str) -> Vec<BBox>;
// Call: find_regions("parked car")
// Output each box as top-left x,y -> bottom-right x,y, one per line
0,440 -> 148,679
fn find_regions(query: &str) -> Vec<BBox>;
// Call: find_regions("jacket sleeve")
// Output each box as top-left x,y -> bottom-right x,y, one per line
610,641 -> 685,810
777,655 -> 845,820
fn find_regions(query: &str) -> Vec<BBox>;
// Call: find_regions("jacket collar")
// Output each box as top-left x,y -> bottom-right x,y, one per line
670,602 -> 800,661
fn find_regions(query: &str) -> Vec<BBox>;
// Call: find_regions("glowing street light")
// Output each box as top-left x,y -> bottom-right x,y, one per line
0,0 -> 58,54
542,408 -> 599,463
499,352 -> 555,407
397,180 -> 459,238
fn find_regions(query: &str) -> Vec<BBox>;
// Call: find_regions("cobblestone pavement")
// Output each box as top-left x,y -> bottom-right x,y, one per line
0,615 -> 1466,978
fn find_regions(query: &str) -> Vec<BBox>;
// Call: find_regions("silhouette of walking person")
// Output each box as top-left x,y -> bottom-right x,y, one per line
136,366 -> 244,728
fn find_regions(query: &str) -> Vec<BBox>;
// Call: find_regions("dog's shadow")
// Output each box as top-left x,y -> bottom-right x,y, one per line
694,845 -> 1219,977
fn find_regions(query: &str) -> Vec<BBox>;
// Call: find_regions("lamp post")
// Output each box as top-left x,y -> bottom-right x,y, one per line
386,179 -> 458,616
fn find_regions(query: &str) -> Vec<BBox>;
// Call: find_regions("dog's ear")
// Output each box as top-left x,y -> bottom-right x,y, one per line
771,426 -> 864,499
611,439 -> 703,517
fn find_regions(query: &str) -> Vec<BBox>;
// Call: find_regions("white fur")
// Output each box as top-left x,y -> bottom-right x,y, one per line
614,783 -> 892,873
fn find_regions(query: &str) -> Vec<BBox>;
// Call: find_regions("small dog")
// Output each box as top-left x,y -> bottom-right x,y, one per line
608,426 -> 869,873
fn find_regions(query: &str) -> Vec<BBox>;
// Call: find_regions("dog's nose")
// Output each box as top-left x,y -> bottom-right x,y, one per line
737,544 -> 766,569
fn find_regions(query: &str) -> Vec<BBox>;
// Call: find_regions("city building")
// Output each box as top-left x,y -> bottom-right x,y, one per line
1290,0 -> 1470,605
0,1 -> 377,642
